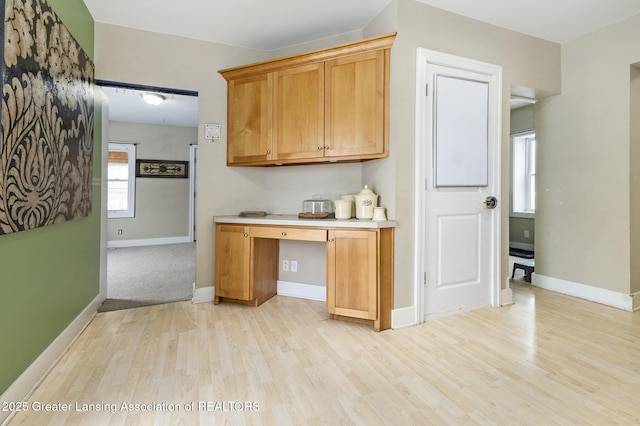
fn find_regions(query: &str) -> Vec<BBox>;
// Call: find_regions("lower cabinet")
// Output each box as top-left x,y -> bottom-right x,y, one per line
326,228 -> 393,332
326,229 -> 377,320
214,224 -> 278,306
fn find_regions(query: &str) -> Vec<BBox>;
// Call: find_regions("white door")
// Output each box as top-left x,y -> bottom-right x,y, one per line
415,49 -> 502,321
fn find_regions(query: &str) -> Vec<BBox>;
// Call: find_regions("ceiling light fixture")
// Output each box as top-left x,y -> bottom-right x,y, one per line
142,93 -> 165,105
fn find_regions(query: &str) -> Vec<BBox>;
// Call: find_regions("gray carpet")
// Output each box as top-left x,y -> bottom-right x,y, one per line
100,243 -> 196,312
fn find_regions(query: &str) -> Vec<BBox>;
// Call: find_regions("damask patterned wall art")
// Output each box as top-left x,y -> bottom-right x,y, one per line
0,0 -> 94,235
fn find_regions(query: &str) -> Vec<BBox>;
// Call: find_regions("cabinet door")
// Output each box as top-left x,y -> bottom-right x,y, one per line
227,74 -> 273,165
273,63 -> 325,161
325,50 -> 386,158
214,224 -> 251,300
327,229 -> 378,320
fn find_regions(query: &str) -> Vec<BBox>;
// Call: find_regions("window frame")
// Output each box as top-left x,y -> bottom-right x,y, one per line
510,130 -> 536,218
107,143 -> 136,219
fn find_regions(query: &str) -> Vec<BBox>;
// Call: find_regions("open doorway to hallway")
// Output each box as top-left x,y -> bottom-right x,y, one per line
509,92 -> 537,283
98,81 -> 199,311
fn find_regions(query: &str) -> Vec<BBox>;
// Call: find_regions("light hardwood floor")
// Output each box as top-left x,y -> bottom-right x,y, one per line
7,283 -> 640,425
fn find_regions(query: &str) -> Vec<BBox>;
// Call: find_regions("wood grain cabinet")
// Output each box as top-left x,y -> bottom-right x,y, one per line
326,228 -> 394,331
226,74 -> 272,164
219,33 -> 396,166
325,50 -> 386,159
273,63 -> 325,162
213,221 -> 394,331
214,224 -> 278,306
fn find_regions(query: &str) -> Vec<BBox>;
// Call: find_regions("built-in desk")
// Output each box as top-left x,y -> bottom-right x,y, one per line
213,215 -> 395,331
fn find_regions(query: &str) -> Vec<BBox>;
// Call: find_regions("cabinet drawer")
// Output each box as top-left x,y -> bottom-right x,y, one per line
250,226 -> 327,242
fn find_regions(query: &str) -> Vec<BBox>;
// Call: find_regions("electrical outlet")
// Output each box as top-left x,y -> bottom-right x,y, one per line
282,259 -> 289,272
524,230 -> 530,238
291,260 -> 298,272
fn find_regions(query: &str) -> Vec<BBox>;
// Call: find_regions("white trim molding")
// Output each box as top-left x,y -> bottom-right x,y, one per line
533,274 -> 637,312
0,295 -> 102,425
192,286 -> 215,304
391,306 -> 417,329
277,281 -> 326,302
193,282 -> 327,304
107,236 -> 190,249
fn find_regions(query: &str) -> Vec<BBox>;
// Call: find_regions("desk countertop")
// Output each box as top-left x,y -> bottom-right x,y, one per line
213,214 -> 396,229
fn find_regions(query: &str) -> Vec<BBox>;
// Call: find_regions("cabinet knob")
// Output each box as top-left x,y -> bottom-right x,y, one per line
328,238 -> 334,242
317,146 -> 323,150
281,232 -> 287,236
324,146 -> 330,150
243,233 -> 248,237
266,149 -> 271,154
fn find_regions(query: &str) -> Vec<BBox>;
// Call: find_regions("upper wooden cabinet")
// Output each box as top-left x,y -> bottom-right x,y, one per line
273,63 -> 325,161
325,50 -> 386,158
227,74 -> 272,164
219,33 -> 396,166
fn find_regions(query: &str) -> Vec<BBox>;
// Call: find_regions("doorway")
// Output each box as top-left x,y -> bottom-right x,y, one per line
415,49 -> 502,322
508,92 -> 537,282
98,81 -> 199,311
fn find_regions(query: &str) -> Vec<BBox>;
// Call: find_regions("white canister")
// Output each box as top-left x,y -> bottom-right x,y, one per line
340,195 -> 356,218
372,207 -> 387,221
334,200 -> 352,220
354,185 -> 378,220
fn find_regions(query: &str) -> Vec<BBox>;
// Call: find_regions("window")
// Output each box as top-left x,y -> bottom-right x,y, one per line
511,131 -> 535,217
108,143 -> 136,218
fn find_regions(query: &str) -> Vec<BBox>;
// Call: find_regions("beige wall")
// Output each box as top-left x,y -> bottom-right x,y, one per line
536,13 -> 640,295
107,121 -> 196,242
509,218 -> 535,249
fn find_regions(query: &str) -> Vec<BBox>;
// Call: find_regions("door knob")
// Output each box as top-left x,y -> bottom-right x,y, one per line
483,196 -> 498,209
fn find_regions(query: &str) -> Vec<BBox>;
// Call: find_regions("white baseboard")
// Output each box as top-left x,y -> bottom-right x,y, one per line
192,286 -> 215,304
277,281 -> 326,302
107,236 -> 190,249
191,282 -> 327,304
391,306 -> 416,329
509,241 -> 534,251
533,274 -> 635,311
0,295 -> 102,426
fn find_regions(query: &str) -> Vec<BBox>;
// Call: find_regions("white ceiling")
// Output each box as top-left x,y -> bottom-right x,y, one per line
83,0 -> 640,50
83,0 -> 392,51
88,0 -> 640,126
415,0 -> 640,44
101,86 -> 198,128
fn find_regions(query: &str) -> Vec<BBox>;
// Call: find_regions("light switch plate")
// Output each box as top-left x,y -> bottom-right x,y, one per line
205,123 -> 221,140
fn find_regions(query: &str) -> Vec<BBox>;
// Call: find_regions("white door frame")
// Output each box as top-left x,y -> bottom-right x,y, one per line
189,144 -> 198,243
414,48 -> 503,324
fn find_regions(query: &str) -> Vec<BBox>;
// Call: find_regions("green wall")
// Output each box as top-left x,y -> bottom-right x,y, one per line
0,0 -> 99,395
48,0 -> 95,59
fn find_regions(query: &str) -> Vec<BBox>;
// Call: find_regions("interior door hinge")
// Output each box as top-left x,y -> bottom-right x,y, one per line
423,272 -> 426,285
426,83 -> 429,97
